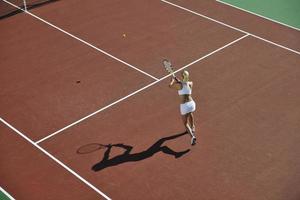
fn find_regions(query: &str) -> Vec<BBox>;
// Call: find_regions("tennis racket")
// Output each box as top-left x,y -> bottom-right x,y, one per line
77,143 -> 108,154
163,59 -> 175,77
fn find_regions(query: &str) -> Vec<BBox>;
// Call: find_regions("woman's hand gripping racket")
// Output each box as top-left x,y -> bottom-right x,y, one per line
163,59 -> 180,82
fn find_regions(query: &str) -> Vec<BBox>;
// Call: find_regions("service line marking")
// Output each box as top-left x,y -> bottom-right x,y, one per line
36,34 -> 249,144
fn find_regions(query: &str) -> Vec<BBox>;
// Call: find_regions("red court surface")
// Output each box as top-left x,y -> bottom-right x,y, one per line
0,14 -> 153,141
1,0 -> 300,199
30,0 -> 243,77
40,37 -> 300,200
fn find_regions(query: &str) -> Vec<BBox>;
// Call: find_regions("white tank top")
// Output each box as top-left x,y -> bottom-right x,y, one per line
178,82 -> 192,95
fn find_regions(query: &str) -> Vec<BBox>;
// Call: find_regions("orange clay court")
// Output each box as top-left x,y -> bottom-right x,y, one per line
0,0 -> 299,199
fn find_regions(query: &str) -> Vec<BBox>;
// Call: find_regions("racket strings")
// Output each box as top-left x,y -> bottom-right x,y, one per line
163,59 -> 174,73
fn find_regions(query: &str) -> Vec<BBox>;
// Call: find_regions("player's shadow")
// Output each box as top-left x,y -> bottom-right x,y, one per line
92,132 -> 190,172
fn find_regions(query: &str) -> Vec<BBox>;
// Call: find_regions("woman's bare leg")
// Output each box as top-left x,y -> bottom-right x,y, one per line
189,112 -> 195,132
187,113 -> 196,145
182,114 -> 196,145
182,114 -> 195,138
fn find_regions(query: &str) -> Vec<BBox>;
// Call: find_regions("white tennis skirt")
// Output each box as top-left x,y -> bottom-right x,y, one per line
180,100 -> 196,115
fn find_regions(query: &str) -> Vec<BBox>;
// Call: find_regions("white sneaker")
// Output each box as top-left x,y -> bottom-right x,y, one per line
191,136 -> 196,145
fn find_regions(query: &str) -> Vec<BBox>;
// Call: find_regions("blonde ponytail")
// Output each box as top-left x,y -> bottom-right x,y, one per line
183,70 -> 189,82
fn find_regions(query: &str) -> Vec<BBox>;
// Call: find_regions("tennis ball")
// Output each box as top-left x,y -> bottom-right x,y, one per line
122,33 -> 126,37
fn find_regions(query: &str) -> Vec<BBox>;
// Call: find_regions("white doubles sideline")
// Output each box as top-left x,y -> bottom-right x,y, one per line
2,0 -> 159,81
35,34 -> 250,144
0,187 -> 15,200
0,118 -> 112,200
161,0 -> 300,56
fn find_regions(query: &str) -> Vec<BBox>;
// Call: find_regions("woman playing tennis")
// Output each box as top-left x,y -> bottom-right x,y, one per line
169,70 -> 196,145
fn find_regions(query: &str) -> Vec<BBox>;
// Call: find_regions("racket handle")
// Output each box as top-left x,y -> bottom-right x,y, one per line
174,76 -> 180,83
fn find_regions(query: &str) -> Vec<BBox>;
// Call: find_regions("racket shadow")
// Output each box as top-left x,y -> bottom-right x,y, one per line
92,131 -> 190,172
76,143 -> 108,154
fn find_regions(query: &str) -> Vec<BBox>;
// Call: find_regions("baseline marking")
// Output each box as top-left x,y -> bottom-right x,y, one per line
2,0 -> 159,81
161,0 -> 300,55
0,187 -> 15,200
36,34 -> 249,144
216,0 -> 300,32
0,118 -> 111,200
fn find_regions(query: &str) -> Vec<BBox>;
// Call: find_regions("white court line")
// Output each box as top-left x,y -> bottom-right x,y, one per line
36,34 -> 249,144
0,118 -> 111,200
216,0 -> 300,32
1,0 -> 159,81
0,187 -> 15,200
161,0 -> 300,55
